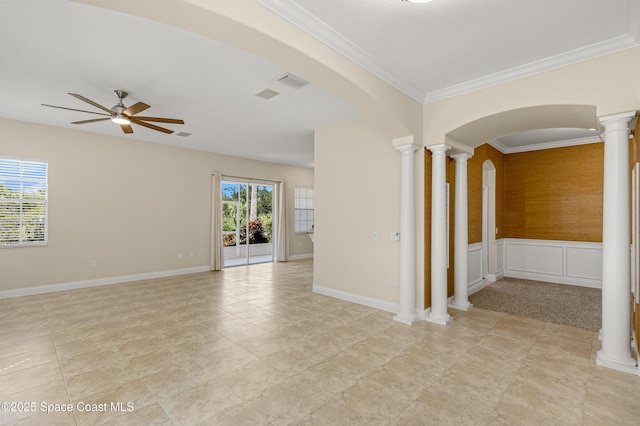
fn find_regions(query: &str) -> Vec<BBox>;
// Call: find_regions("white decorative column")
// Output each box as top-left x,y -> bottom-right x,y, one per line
426,144 -> 452,325
597,111 -> 638,374
393,143 -> 420,325
450,153 -> 473,311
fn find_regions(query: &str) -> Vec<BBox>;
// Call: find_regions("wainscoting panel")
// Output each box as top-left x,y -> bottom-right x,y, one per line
566,246 -> 602,280
496,239 -> 505,277
506,242 -> 565,276
502,238 -> 602,288
467,243 -> 484,294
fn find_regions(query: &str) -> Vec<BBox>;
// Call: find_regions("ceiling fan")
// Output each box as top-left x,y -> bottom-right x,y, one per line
42,90 -> 185,134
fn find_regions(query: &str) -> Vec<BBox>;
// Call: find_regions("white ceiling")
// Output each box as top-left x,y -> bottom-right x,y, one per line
1,0 -> 637,167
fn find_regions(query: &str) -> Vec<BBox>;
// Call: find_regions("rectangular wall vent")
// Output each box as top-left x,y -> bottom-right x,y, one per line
277,73 -> 309,89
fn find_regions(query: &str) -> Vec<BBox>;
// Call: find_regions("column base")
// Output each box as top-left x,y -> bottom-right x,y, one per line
449,300 -> 473,311
424,308 -> 453,326
596,350 -> 638,375
393,313 -> 419,326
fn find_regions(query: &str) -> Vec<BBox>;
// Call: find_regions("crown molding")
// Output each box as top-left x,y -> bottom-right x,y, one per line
255,0 -> 427,103
257,0 -> 640,106
425,34 -> 639,104
489,136 -> 602,154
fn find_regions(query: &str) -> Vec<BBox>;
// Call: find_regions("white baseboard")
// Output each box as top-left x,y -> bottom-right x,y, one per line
0,266 -> 211,299
288,253 -> 313,261
504,270 -> 601,288
312,284 -> 398,314
468,279 -> 486,295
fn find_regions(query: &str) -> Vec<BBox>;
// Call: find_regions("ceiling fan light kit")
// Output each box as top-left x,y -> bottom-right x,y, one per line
111,115 -> 131,125
42,89 -> 184,135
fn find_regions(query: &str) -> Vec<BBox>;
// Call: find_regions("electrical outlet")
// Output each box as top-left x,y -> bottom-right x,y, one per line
178,253 -> 183,260
90,260 -> 97,268
190,251 -> 195,258
372,231 -> 378,240
391,277 -> 396,287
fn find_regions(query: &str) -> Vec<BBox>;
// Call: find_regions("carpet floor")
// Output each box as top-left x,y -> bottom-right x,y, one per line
469,278 -> 601,332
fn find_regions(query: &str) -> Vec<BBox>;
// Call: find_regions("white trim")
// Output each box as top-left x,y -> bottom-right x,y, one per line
312,284 -> 398,313
467,242 -> 483,288
489,136 -> 602,154
255,0 -> 425,103
288,253 -> 313,260
596,352 -> 639,375
468,279 -> 486,296
502,238 -> 603,288
257,1 -> 639,105
0,266 -> 211,299
425,35 -> 639,103
486,273 -> 501,282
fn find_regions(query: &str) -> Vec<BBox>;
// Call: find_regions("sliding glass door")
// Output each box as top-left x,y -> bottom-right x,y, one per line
221,180 -> 273,267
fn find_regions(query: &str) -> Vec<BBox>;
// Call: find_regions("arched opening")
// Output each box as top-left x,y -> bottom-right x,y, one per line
445,104 -> 611,333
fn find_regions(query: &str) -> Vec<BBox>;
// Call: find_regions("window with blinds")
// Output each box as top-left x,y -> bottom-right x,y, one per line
0,158 -> 48,246
294,186 -> 314,233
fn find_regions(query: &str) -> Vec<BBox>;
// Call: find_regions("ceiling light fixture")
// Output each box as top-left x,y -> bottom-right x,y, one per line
111,114 -> 130,125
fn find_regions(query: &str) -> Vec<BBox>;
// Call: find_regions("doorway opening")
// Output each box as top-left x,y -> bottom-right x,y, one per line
221,180 -> 274,267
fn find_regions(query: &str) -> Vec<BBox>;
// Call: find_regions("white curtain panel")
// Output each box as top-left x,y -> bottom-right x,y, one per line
274,181 -> 288,262
210,173 -> 223,271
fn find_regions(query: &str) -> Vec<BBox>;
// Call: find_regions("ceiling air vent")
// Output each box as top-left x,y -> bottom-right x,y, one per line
255,89 -> 280,100
175,132 -> 191,137
277,73 -> 309,89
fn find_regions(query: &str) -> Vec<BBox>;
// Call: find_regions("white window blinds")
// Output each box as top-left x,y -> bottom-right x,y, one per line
294,186 -> 314,233
0,158 -> 48,246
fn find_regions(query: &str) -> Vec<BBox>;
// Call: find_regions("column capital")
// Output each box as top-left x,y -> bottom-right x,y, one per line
394,143 -> 421,153
599,111 -> 636,127
427,144 -> 451,154
450,152 -> 473,162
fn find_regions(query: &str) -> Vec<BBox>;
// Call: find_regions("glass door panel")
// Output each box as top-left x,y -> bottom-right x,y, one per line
247,184 -> 273,265
222,180 -> 273,267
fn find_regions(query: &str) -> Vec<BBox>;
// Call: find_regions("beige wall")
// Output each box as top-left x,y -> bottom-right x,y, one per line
423,46 -> 640,147
0,118 -> 313,292
314,116 -> 401,304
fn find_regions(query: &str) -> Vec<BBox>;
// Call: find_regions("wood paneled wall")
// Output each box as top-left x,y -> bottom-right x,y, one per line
424,148 -> 432,308
424,139 -> 621,308
503,143 -> 604,242
468,144 -> 505,244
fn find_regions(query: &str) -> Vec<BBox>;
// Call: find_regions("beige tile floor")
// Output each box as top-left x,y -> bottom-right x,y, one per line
1,259 -> 639,425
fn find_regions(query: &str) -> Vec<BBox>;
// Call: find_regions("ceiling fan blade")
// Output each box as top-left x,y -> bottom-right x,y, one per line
71,117 -> 111,125
120,123 -> 134,134
123,101 -> 150,116
68,93 -> 113,114
41,104 -> 110,116
133,116 -> 185,124
130,118 -> 174,134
